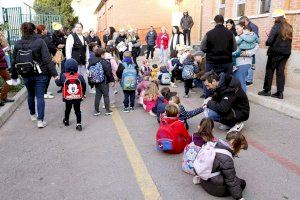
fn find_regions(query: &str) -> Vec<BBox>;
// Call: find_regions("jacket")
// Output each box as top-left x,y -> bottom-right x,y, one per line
152,96 -> 169,122
87,35 -> 102,51
105,53 -> 118,80
151,67 -> 160,80
0,48 -> 7,70
201,140 -> 244,200
180,15 -> 194,30
116,61 -> 139,81
11,34 -> 58,77
201,24 -> 237,64
236,32 -> 259,50
266,22 -> 292,57
88,57 -> 115,84
156,33 -> 169,50
179,104 -> 203,121
183,56 -> 200,76
55,63 -> 86,102
39,33 -> 57,56
170,33 -> 184,51
207,73 -> 250,126
247,21 -> 259,37
145,30 -> 157,46
71,33 -> 87,65
52,30 -> 66,56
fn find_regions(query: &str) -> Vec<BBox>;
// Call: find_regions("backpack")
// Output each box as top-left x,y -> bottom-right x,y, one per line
15,42 -> 38,76
182,64 -> 195,80
63,73 -> 83,100
160,73 -> 171,85
182,136 -> 202,175
88,62 -> 105,84
121,62 -> 137,90
193,141 -> 232,180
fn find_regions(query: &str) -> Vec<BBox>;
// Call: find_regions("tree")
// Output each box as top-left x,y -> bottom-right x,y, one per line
33,0 -> 78,28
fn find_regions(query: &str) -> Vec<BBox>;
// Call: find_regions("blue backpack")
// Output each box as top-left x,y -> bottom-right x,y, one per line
182,64 -> 195,80
121,62 -> 137,90
88,62 -> 105,84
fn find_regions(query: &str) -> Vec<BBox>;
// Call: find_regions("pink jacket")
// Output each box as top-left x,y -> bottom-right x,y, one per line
143,99 -> 157,112
105,53 -> 118,80
137,80 -> 150,95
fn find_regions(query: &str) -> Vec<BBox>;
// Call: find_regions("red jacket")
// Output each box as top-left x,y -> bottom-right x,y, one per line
156,116 -> 191,154
156,33 -> 169,50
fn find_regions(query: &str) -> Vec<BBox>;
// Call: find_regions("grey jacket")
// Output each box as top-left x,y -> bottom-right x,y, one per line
145,31 -> 157,46
180,15 -> 194,30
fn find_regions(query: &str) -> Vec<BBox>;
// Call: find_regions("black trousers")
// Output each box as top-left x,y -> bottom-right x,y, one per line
183,29 -> 191,46
184,79 -> 194,95
65,101 -> 81,124
263,55 -> 288,92
123,90 -> 136,108
171,68 -> 182,82
146,45 -> 155,59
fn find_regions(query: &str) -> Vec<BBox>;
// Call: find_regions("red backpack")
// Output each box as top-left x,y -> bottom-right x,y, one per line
63,72 -> 83,100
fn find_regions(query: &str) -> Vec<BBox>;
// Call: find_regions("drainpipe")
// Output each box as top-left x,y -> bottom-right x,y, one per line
199,0 -> 203,41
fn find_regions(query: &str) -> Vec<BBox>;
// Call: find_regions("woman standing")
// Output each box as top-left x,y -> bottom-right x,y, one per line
156,26 -> 169,64
116,29 -> 127,61
226,19 -> 237,36
87,29 -> 101,52
129,29 -> 141,65
11,22 -> 58,128
169,26 -> 184,51
258,9 -> 293,99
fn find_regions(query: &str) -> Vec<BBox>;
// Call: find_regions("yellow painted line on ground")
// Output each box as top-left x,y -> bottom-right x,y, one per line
111,109 -> 161,200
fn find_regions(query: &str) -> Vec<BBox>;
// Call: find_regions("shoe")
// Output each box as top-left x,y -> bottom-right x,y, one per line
105,110 -> 113,115
251,65 -> 256,70
219,124 -> 230,131
37,120 -> 47,128
193,176 -> 201,185
44,94 -> 54,99
130,107 -> 134,112
170,82 -> 178,88
89,89 -> 96,94
63,119 -> 69,126
184,95 -> 189,98
149,110 -> 156,116
200,94 -> 205,99
233,66 -> 238,72
246,82 -> 253,87
94,111 -> 101,116
227,122 -> 244,133
271,92 -> 283,99
47,91 -> 53,95
3,98 -> 14,103
114,89 -> 118,94
30,114 -> 37,121
57,89 -> 62,93
76,124 -> 82,131
124,107 -> 130,113
0,101 -> 4,107
258,90 -> 271,96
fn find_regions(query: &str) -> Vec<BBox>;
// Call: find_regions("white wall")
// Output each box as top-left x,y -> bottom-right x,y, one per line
1,0 -> 35,15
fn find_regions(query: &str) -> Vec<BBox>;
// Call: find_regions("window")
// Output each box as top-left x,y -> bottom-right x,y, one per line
218,0 -> 226,16
235,0 -> 246,17
258,0 -> 271,14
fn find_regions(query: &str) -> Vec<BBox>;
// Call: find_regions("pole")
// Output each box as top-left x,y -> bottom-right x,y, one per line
199,0 -> 203,41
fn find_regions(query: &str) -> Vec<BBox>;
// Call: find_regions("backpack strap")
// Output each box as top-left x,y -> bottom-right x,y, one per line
215,149 -> 233,159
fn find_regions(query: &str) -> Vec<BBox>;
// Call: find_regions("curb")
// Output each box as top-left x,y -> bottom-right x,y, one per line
0,87 -> 27,128
248,91 -> 300,120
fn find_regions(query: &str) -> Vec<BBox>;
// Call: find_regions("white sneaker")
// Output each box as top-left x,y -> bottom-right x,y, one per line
44,94 -> 54,99
89,89 -> 96,94
149,110 -> 156,116
219,124 -> 230,131
94,111 -> 101,116
171,82 -> 178,88
37,120 -> 47,128
227,122 -> 244,133
193,176 -> 201,185
30,114 -> 37,121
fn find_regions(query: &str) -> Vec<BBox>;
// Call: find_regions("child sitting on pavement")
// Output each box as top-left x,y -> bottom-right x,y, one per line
140,59 -> 152,77
143,82 -> 159,115
151,64 -> 160,81
158,65 -> 171,85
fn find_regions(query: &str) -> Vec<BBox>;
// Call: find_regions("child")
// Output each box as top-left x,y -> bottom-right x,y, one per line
156,104 -> 191,154
143,82 -> 159,114
170,96 -> 203,129
116,51 -> 138,112
168,50 -> 183,88
182,54 -> 199,98
158,65 -> 171,85
140,59 -> 152,77
182,118 -> 217,175
150,64 -> 160,81
193,51 -> 206,98
137,76 -> 151,96
55,58 -> 86,131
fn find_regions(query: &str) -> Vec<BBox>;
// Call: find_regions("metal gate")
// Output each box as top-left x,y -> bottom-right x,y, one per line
2,7 -> 61,47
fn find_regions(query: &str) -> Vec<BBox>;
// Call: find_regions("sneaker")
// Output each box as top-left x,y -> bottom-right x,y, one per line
57,89 -> 62,93
63,119 -> 69,126
258,90 -> 271,96
76,124 -> 82,131
30,114 -> 37,121
219,124 -> 230,131
37,120 -> 47,128
124,107 -> 130,113
0,101 -> 4,106
89,89 -> 96,94
3,98 -> 14,103
149,110 -> 156,116
114,89 -> 118,94
105,110 -> 113,115
227,122 -> 244,133
44,94 -> 54,99
184,95 -> 189,98
193,176 -> 201,185
246,82 -> 253,87
170,82 -> 178,88
251,65 -> 256,70
47,91 -> 53,95
233,66 -> 238,72
271,92 -> 283,99
130,107 -> 134,112
94,111 -> 101,116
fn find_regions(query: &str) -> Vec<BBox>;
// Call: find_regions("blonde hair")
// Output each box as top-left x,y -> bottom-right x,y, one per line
165,104 -> 179,117
143,82 -> 159,101
170,96 -> 180,105
0,31 -> 8,47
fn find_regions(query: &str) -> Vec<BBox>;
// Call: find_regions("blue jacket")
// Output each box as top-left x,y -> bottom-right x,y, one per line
152,96 -> 168,123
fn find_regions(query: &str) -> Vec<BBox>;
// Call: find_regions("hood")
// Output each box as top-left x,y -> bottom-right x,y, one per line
216,73 -> 240,94
64,58 -> 78,73
21,33 -> 39,40
215,139 -> 234,155
183,56 -> 195,65
240,32 -> 259,43
161,116 -> 179,125
152,68 -> 160,72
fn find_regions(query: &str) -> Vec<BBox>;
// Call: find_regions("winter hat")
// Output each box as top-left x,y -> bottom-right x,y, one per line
272,9 -> 286,18
64,58 -> 78,72
123,51 -> 132,58
52,22 -> 62,31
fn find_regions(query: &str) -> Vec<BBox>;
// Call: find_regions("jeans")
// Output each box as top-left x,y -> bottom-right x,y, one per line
183,29 -> 191,46
146,45 -> 155,59
123,90 -> 136,108
184,79 -> 193,95
246,67 -> 254,83
4,54 -> 11,69
95,82 -> 110,112
204,108 -> 221,122
23,75 -> 48,121
65,101 -> 81,124
159,46 -> 168,65
233,64 -> 251,93
44,76 -> 51,94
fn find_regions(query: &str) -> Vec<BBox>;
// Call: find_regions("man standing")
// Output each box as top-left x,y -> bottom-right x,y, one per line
145,26 -> 157,60
180,10 -> 194,46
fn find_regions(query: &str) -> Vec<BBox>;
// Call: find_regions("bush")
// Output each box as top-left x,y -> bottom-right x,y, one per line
0,77 -> 24,94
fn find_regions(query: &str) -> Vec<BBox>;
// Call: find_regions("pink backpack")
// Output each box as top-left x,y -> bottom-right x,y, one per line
182,136 -> 202,175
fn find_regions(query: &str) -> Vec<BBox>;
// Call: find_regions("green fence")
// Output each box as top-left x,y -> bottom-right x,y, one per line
2,7 -> 61,47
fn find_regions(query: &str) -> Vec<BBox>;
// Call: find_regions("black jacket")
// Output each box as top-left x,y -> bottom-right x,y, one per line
201,140 -> 244,200
11,34 -> 58,77
207,73 -> 250,126
201,24 -> 237,64
116,35 -> 127,45
266,22 -> 292,57
39,33 -> 57,56
87,35 -> 102,51
145,30 -> 157,46
88,57 -> 114,84
52,30 -> 67,56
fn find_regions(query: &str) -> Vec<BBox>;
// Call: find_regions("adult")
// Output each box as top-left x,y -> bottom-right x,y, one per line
116,29 -> 127,61
258,9 -> 293,99
87,29 -> 101,52
156,26 -> 169,64
169,26 -> 184,51
103,28 -> 111,48
128,29 -> 141,65
180,10 -> 194,46
201,15 -> 237,97
145,26 -> 157,60
233,23 -> 259,92
201,71 -> 249,133
11,22 -> 58,128
226,19 -> 237,36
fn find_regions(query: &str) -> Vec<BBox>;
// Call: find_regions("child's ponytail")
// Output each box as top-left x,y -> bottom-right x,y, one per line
197,118 -> 214,142
226,132 -> 248,155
